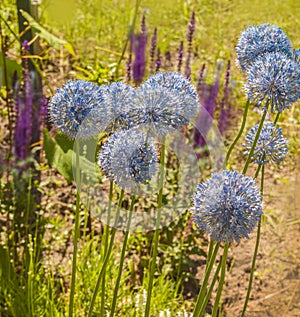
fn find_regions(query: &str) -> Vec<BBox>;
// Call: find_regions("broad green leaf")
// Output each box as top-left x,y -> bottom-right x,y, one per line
43,129 -> 100,184
19,10 -> 75,56
43,129 -> 74,183
0,52 -> 22,88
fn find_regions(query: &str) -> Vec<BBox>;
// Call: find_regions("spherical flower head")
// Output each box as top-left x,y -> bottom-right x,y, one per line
192,170 -> 262,243
245,53 -> 300,112
100,82 -> 134,131
294,48 -> 300,64
98,129 -> 157,190
126,73 -> 200,136
143,72 -> 200,122
236,23 -> 293,71
243,122 -> 288,165
49,80 -> 108,138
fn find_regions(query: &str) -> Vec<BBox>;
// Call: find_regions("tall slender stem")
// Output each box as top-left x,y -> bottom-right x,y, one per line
0,21 -> 13,159
144,137 -> 166,317
224,99 -> 250,168
211,243 -> 230,317
193,243 -> 220,317
101,181 -> 114,317
253,164 -> 261,179
198,256 -> 222,317
273,112 -> 280,125
242,110 -> 267,175
241,164 -> 265,317
69,140 -> 81,317
88,189 -> 124,317
110,195 -> 135,317
205,240 -> 214,273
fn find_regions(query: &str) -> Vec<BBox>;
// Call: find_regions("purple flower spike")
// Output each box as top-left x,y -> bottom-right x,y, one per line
218,60 -> 231,135
193,63 -> 221,154
22,40 -> 30,51
185,11 -> 196,79
14,73 -> 33,163
177,41 -> 184,73
132,15 -> 147,85
149,27 -> 157,74
155,48 -> 162,72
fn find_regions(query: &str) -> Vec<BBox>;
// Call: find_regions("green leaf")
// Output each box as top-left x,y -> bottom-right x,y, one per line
43,129 -> 100,184
0,52 -> 22,88
43,129 -> 74,183
19,9 -> 75,56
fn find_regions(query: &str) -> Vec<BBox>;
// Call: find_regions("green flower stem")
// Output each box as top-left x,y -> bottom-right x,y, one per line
274,112 -> 280,125
110,195 -> 135,317
254,164 -> 262,179
88,189 -> 124,317
144,137 -> 166,317
198,255 -> 222,317
224,99 -> 250,168
241,164 -> 265,317
205,240 -> 214,273
193,242 -> 220,317
211,243 -> 230,317
69,140 -> 81,317
242,109 -> 268,175
101,180 -> 114,317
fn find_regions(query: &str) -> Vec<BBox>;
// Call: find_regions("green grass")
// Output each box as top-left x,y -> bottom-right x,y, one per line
40,0 -> 300,77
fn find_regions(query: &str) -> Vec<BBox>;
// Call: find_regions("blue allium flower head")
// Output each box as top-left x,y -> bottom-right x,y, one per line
98,129 -> 157,190
99,82 -> 134,131
243,122 -> 288,165
143,72 -> 200,121
192,170 -> 263,243
49,80 -> 108,138
236,23 -> 293,71
126,72 -> 200,136
245,53 -> 300,112
294,49 -> 300,64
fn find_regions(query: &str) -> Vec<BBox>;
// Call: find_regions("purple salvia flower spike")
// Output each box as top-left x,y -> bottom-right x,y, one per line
126,53 -> 132,84
185,11 -> 196,79
155,48 -> 162,72
196,63 -> 206,95
193,63 -> 222,155
218,60 -> 231,135
177,41 -> 184,73
14,41 -> 35,167
132,15 -> 147,85
149,27 -> 157,74
205,62 -> 222,118
22,39 -> 30,51
14,73 -> 33,166
187,11 -> 196,52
